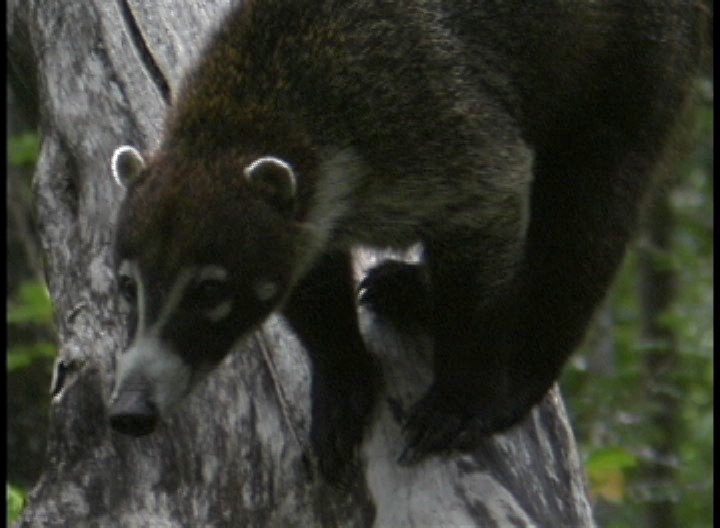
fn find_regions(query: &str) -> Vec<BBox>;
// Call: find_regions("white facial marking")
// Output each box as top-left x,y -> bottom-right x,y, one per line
204,300 -> 234,322
113,267 -> 196,416
117,260 -> 133,311
150,268 -> 196,336
254,280 -> 278,302
136,267 -> 148,335
112,335 -> 191,415
119,260 -> 148,336
243,156 -> 297,196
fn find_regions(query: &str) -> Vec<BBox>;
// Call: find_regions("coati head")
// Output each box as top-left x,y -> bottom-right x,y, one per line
108,145 -> 299,436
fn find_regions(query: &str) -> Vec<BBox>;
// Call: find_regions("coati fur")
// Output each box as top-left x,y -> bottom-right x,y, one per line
108,0 -> 705,485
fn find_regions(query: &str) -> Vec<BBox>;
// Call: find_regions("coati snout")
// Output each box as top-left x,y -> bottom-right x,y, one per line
109,388 -> 158,437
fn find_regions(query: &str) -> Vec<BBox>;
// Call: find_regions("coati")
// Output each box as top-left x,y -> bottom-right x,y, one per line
108,0 -> 704,485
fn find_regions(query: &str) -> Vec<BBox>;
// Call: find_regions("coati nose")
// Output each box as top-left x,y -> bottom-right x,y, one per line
109,391 -> 159,436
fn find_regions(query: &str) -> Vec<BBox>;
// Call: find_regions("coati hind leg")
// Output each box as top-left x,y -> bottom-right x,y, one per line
281,251 -> 377,486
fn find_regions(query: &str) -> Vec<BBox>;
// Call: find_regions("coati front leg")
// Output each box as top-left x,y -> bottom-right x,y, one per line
398,148 -> 656,464
397,228 -> 529,464
281,251 -> 377,486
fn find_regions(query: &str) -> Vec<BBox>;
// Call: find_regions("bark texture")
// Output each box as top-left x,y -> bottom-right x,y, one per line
8,1 -> 595,526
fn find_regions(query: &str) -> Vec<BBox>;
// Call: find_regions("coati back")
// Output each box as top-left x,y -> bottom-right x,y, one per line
108,0 -> 704,485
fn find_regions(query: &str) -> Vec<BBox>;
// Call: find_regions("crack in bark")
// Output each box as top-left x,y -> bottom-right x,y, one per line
117,0 -> 171,104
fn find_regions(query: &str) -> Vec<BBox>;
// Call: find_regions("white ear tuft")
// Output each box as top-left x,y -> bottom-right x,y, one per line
243,156 -> 297,212
111,146 -> 146,189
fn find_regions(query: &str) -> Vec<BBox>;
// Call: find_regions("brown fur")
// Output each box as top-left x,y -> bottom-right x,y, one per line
111,0 -> 705,485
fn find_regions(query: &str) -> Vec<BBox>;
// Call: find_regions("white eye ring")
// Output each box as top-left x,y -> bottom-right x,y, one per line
204,300 -> 233,322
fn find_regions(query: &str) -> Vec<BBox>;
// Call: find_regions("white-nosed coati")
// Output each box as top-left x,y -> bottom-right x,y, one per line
108,0 -> 705,485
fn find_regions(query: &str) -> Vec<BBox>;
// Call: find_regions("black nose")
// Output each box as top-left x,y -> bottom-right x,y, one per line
109,391 -> 159,436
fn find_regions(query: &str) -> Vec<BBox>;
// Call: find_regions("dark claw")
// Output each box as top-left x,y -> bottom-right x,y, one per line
357,283 -> 375,305
398,388 -> 471,466
398,381 -> 551,466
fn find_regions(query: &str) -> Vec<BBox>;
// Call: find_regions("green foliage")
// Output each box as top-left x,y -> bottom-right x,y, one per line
7,280 -> 56,372
8,132 -> 41,168
7,281 -> 54,325
562,90 -> 713,527
586,448 -> 639,504
8,130 -> 55,370
7,483 -> 27,523
7,343 -> 56,372
7,130 -> 54,508
587,447 -> 639,473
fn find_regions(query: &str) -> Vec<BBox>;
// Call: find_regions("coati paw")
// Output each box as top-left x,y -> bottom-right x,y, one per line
398,381 -> 550,465
311,375 -> 375,487
358,260 -> 431,331
398,386 -> 472,466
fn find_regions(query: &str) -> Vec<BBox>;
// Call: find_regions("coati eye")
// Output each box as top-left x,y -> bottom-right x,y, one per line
118,274 -> 137,305
186,279 -> 229,312
186,266 -> 233,321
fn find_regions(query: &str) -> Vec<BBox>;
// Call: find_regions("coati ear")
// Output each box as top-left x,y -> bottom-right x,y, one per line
243,157 -> 297,213
111,146 -> 146,189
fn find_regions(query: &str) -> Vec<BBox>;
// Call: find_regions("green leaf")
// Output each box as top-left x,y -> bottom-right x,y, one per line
8,132 -> 41,167
7,281 -> 54,325
7,343 -> 56,372
586,446 -> 638,474
7,483 -> 26,523
586,447 -> 639,503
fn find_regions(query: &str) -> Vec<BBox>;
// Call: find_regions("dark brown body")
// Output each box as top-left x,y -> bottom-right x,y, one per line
110,0 -> 705,485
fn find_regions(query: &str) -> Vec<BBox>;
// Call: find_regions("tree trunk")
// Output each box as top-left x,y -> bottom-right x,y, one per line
8,1 -> 595,526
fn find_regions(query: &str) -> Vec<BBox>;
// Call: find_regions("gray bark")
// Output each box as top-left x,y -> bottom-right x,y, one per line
8,1 -> 595,526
